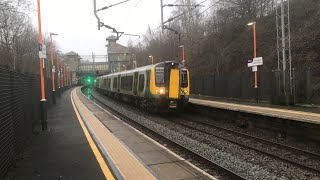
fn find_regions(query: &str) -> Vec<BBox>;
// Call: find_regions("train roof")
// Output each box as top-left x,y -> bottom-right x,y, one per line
97,61 -> 182,79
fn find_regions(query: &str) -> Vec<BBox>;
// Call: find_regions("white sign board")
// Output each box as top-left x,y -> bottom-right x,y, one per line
39,44 -> 47,59
252,66 -> 257,72
252,57 -> 263,66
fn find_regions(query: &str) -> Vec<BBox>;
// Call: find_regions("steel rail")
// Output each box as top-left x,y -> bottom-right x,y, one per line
167,116 -> 320,175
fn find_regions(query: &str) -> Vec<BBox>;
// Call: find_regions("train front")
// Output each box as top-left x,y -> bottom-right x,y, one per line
150,61 -> 190,110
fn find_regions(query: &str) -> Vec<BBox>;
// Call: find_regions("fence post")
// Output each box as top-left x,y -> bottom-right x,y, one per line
272,70 -> 280,105
306,68 -> 311,104
292,68 -> 296,105
9,70 -> 14,144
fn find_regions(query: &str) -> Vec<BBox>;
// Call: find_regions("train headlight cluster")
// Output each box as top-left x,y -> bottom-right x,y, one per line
156,88 -> 165,95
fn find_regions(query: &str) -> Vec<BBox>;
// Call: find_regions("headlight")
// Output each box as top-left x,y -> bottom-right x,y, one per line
159,88 -> 164,94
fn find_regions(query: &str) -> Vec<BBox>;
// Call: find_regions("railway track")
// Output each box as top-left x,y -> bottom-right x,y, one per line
167,114 -> 320,174
81,87 -> 246,180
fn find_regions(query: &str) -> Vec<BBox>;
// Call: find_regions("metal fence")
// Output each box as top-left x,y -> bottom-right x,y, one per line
0,67 -> 42,178
190,70 -> 312,104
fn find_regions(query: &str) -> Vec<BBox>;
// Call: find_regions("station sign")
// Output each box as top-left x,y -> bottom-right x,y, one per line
247,59 -> 253,67
247,57 -> 263,67
252,57 -> 263,66
39,43 -> 47,59
252,66 -> 257,72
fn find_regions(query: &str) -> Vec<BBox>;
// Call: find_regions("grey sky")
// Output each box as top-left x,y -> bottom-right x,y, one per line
31,0 -> 180,56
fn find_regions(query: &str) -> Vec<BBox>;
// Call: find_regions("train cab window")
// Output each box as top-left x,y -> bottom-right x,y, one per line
138,74 -> 145,92
181,69 -> 188,88
113,77 -> 118,89
155,66 -> 164,86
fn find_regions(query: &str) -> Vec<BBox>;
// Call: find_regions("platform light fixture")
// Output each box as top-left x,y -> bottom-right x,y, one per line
149,55 -> 154,65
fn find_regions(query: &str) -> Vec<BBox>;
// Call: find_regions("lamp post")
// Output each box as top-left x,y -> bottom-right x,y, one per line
149,55 -> 154,65
133,60 -> 137,68
50,32 -> 58,104
56,52 -> 61,96
64,65 -> 67,88
179,45 -> 185,66
60,63 -> 63,92
37,0 -> 47,131
247,21 -> 258,102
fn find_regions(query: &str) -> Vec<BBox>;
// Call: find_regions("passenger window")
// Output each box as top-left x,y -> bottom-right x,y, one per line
138,74 -> 145,92
120,76 -> 133,91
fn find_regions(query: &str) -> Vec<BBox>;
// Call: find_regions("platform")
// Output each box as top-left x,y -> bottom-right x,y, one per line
189,98 -> 320,125
11,87 -> 214,179
74,87 -> 214,179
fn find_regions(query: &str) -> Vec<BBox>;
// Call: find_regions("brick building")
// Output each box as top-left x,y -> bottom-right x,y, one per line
106,35 -> 130,72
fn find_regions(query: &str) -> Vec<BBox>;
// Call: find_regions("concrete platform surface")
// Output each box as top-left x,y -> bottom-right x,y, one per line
78,87 -> 215,180
190,98 -> 320,125
72,88 -> 155,180
10,88 -> 106,180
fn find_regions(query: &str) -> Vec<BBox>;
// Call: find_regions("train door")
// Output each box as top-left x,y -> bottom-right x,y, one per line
133,72 -> 138,95
117,75 -> 121,92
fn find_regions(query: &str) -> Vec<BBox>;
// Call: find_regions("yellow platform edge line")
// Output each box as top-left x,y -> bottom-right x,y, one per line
70,90 -> 115,180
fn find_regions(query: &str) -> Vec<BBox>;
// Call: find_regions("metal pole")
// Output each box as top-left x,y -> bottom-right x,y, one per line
182,46 -> 185,66
254,23 -> 258,88
287,0 -> 293,95
60,63 -> 63,92
63,65 -> 67,88
93,0 -> 100,30
56,54 -> 60,96
161,0 -> 164,32
252,23 -> 259,103
37,0 -> 47,131
281,0 -> 288,105
49,34 -> 56,104
275,0 -> 280,71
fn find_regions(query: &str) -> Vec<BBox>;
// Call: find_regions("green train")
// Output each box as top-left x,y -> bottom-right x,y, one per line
95,61 -> 190,111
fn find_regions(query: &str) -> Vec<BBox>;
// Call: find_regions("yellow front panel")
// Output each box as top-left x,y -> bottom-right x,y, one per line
150,67 -> 157,95
169,69 -> 180,99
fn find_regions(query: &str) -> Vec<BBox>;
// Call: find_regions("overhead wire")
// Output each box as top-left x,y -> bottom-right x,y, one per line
163,0 -> 208,24
197,0 -> 222,16
134,0 -> 143,7
131,0 -> 209,45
